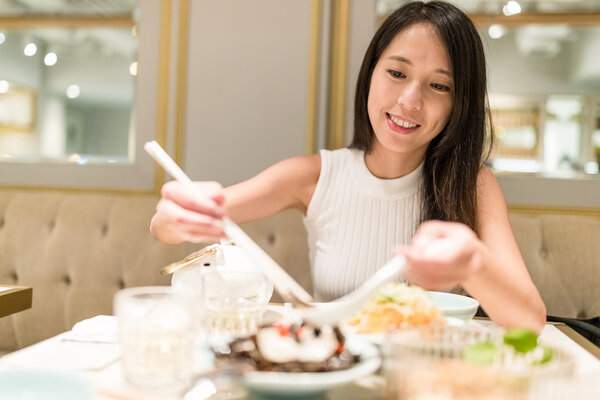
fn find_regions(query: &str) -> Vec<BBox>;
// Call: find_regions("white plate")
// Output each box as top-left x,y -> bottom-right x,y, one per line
243,336 -> 381,397
341,316 -> 466,346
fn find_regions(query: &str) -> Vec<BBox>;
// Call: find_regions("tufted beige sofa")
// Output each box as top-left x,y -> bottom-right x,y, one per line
509,213 -> 600,320
0,189 -> 598,353
0,190 -> 311,353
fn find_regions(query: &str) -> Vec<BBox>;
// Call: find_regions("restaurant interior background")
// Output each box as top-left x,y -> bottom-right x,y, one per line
0,0 -> 599,211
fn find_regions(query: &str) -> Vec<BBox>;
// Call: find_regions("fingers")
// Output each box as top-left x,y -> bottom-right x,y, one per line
155,198 -> 226,242
399,221 -> 483,289
156,199 -> 222,226
161,181 -> 225,219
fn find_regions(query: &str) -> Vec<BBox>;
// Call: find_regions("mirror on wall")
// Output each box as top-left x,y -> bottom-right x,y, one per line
376,0 -> 600,177
0,0 -> 138,165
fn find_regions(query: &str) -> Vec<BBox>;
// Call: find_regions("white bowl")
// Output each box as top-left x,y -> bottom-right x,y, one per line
243,336 -> 381,398
426,291 -> 479,321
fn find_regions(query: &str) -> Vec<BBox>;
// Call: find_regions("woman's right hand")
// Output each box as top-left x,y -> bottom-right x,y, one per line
150,181 -> 226,244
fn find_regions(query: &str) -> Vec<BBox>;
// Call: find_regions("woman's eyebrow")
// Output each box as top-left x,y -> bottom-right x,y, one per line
387,55 -> 452,77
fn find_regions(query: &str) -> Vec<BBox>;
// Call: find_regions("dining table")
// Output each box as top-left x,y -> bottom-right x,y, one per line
0,314 -> 598,400
0,285 -> 32,318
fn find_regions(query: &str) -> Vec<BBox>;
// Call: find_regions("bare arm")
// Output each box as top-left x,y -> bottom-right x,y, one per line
150,154 -> 320,244
224,154 -> 321,223
462,167 -> 546,331
400,167 -> 546,332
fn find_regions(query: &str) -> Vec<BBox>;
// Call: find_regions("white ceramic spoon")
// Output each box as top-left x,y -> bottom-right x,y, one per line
292,255 -> 407,326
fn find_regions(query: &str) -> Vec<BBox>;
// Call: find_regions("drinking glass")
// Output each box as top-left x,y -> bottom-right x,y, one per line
115,286 -> 195,394
200,268 -> 270,338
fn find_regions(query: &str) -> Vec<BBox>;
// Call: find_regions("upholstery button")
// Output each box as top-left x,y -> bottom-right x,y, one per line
63,275 -> 71,285
267,233 -> 276,245
101,224 -> 109,236
48,220 -> 55,232
118,279 -> 126,289
10,271 -> 18,282
0,217 -> 4,229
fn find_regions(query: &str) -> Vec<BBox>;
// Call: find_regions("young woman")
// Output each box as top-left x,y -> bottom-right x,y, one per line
150,1 -> 546,331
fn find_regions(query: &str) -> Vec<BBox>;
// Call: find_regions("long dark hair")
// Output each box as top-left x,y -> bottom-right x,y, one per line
350,1 -> 493,233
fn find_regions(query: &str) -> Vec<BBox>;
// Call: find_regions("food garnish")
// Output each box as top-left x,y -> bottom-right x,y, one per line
462,328 -> 553,366
348,283 -> 441,333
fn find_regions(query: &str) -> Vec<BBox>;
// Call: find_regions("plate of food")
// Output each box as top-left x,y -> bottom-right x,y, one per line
213,320 -> 381,398
385,325 -> 574,400
342,284 -> 478,345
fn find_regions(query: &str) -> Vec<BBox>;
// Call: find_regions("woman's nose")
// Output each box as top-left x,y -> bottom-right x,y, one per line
396,83 -> 423,111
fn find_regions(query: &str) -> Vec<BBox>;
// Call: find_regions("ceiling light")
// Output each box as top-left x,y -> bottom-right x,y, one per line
66,84 -> 80,99
24,42 -> 37,56
129,61 -> 138,76
488,24 -> 506,39
503,1 -> 522,16
0,80 -> 9,94
0,32 -> 5,45
44,52 -> 58,66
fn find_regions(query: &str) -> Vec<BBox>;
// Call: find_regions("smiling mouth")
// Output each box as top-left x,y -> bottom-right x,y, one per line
386,113 -> 420,129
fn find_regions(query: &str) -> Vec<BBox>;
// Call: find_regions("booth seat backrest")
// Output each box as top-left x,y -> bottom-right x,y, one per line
0,189 -> 598,352
0,190 -> 311,352
508,213 -> 600,320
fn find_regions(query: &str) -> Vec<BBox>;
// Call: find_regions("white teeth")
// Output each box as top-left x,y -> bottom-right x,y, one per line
389,114 -> 417,129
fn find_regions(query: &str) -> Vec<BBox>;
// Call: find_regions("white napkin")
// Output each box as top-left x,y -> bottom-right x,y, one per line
2,315 -> 121,371
62,315 -> 118,344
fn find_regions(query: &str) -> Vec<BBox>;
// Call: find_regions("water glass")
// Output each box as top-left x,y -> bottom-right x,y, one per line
115,286 -> 195,394
201,268 -> 270,338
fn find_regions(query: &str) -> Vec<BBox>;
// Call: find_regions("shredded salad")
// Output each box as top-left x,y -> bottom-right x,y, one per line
347,283 -> 441,333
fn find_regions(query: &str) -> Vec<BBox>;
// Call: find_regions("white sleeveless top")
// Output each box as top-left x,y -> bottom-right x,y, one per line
304,148 -> 423,301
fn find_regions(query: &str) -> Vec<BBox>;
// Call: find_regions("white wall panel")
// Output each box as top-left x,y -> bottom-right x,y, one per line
185,0 -> 312,186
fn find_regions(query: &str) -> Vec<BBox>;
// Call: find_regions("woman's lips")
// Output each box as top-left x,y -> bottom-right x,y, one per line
386,113 -> 420,135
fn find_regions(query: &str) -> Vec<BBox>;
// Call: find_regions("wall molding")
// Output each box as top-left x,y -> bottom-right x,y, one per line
470,12 -> 600,27
153,0 -> 172,194
306,0 -> 323,154
174,0 -> 190,168
325,0 -> 350,150
0,15 -> 133,28
509,205 -> 600,218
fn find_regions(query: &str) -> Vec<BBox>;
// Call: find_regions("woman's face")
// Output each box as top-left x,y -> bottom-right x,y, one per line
367,22 -> 453,159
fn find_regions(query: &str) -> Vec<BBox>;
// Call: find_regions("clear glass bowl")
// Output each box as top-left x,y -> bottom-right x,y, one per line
383,323 -> 575,400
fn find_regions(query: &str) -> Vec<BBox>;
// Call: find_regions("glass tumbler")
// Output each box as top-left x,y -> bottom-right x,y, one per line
200,268 -> 270,338
115,286 -> 195,394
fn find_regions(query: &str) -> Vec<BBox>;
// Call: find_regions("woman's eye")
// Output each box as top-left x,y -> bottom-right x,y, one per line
387,69 -> 406,79
431,83 -> 451,92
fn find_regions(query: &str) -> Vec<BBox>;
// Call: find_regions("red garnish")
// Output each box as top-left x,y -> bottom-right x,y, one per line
275,322 -> 291,336
336,344 -> 345,354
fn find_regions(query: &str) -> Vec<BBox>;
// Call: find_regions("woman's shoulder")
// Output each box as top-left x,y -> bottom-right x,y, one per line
476,165 -> 507,211
477,165 -> 500,190
269,154 -> 321,193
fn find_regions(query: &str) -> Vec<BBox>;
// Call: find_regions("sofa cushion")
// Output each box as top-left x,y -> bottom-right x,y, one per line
509,213 -> 600,319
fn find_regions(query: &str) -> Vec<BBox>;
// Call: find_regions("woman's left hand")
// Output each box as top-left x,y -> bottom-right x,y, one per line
397,220 -> 487,291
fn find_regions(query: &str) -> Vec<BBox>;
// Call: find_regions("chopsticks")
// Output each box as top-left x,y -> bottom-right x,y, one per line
144,141 -> 314,303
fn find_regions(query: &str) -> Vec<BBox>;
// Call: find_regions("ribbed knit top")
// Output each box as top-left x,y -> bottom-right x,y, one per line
304,148 -> 423,301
